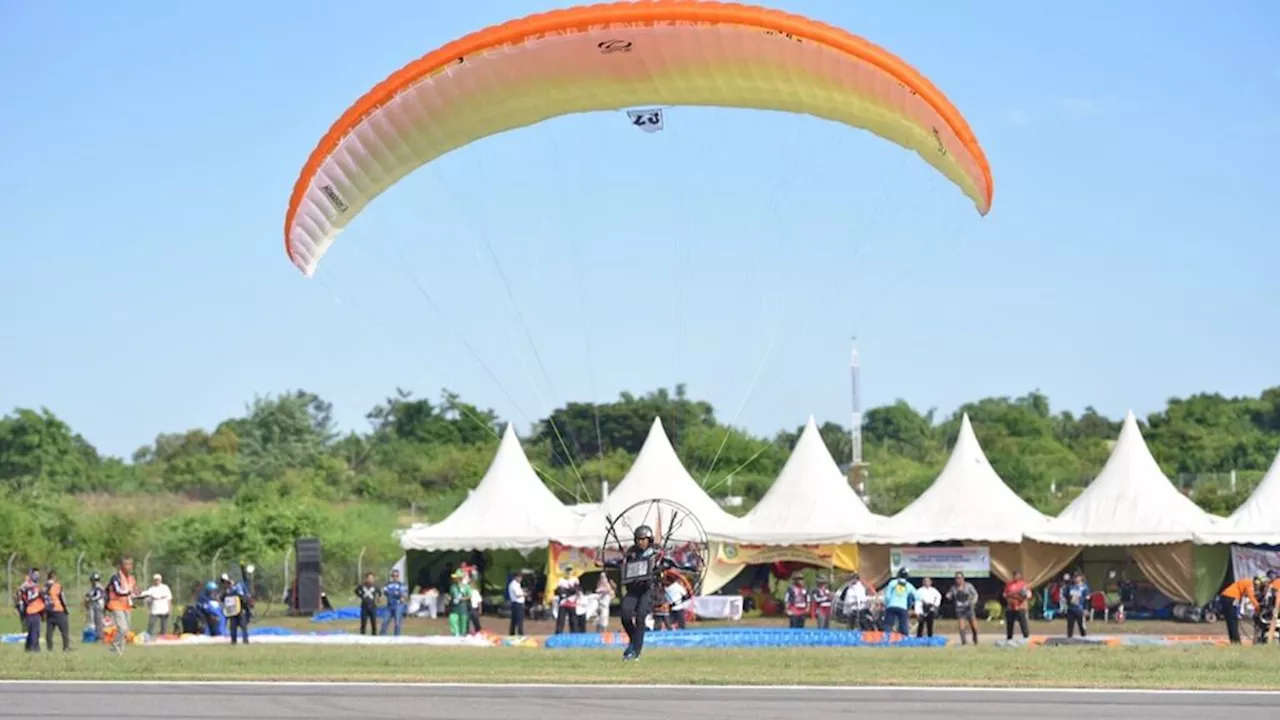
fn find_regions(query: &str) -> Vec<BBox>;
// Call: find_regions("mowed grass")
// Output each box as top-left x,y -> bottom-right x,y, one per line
1,643 -> 1277,689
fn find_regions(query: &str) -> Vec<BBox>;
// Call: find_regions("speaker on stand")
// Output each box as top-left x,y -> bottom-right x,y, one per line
294,537 -> 322,616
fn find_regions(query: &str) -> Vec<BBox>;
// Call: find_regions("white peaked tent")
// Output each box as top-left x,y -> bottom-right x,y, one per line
1195,447 -> 1280,546
1027,411 -> 1216,546
559,417 -> 743,546
868,414 -> 1049,545
735,416 -> 882,545
399,424 -> 578,551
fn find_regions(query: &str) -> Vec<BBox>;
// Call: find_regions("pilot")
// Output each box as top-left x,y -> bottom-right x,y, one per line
613,525 -> 659,661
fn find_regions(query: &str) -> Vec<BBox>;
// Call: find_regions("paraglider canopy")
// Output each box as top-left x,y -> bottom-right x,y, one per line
284,0 -> 993,277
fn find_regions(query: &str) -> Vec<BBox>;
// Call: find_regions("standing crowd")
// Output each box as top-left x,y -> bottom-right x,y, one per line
13,555 -> 256,653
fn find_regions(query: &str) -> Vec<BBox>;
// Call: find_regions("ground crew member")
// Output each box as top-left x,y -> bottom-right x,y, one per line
16,569 -> 46,652
883,568 -> 917,637
220,574 -> 249,645
355,572 -> 382,636
44,569 -> 71,651
84,572 -> 106,642
915,576 -> 942,638
811,577 -> 834,630
381,569 -> 406,636
106,556 -> 138,654
1220,574 -> 1261,644
784,574 -> 810,629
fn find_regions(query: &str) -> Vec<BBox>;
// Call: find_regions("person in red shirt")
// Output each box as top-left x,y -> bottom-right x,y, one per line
1003,570 -> 1031,640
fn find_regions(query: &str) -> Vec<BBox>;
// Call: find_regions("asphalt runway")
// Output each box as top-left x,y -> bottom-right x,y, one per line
3,683 -> 1279,720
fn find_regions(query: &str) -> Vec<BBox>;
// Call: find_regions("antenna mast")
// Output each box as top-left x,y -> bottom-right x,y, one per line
849,337 -> 869,501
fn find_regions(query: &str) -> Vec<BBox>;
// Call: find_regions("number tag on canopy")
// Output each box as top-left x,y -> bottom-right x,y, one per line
626,108 -> 664,133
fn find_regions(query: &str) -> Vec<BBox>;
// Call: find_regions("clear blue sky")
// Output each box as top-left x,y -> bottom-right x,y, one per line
2,1 -> 1277,460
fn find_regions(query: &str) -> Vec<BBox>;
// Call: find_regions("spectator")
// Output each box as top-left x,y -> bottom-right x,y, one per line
663,573 -> 691,630
139,573 -> 174,638
381,569 -> 406,636
915,576 -> 941,638
554,576 -> 577,634
84,572 -> 106,642
838,572 -> 869,630
1002,570 -> 1032,640
469,582 -> 484,634
594,574 -> 615,633
1063,571 -> 1090,638
507,572 -> 526,636
882,568 -> 916,637
946,571 -> 979,645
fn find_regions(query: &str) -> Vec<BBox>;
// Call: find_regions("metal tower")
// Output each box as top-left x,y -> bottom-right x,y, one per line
849,337 -> 869,500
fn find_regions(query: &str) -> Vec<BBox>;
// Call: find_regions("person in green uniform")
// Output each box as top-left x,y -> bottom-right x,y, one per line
447,569 -> 470,637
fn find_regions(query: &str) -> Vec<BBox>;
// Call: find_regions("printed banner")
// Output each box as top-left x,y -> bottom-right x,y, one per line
1231,545 -> 1280,581
546,542 -> 600,603
890,546 -> 990,578
716,543 -> 859,571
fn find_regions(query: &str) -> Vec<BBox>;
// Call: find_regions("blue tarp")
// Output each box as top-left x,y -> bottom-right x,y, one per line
312,605 -> 392,622
544,628 -> 947,649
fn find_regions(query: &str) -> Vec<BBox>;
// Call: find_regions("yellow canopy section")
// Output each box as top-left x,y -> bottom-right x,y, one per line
285,1 -> 993,276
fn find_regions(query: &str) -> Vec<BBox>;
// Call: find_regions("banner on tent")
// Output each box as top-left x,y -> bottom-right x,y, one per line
546,542 -> 600,601
890,546 -> 990,578
1230,545 -> 1280,581
716,543 -> 859,570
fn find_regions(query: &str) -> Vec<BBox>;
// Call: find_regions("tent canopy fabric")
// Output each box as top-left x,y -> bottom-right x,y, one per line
864,413 -> 1049,544
1027,411 -> 1216,546
557,417 -> 743,547
399,424 -> 578,551
1194,447 -> 1280,546
734,416 -> 882,545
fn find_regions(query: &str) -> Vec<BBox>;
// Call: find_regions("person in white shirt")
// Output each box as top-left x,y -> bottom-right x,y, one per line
139,573 -> 174,637
506,572 -> 526,636
914,576 -> 942,638
594,575 -> 615,632
838,573 -> 869,630
663,575 -> 691,630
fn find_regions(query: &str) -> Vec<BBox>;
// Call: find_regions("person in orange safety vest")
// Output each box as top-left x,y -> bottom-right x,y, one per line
105,556 -> 139,654
1219,575 -> 1262,645
15,568 -> 46,652
44,569 -> 71,651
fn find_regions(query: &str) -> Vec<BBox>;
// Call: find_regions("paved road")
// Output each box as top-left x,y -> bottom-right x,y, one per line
2,682 -> 1277,720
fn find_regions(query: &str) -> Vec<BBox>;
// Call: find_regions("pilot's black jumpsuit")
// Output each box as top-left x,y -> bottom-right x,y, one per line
616,546 -> 659,658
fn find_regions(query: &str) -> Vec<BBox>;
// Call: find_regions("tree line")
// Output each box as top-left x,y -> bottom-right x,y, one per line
2,384 -> 1278,583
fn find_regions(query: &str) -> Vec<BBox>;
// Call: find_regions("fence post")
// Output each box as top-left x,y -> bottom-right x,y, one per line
211,547 -> 225,579
357,547 -> 367,584
75,551 -> 87,601
142,550 -> 153,581
5,553 -> 16,601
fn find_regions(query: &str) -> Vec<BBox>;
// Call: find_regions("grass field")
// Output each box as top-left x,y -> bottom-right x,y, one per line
1,643 -> 1277,689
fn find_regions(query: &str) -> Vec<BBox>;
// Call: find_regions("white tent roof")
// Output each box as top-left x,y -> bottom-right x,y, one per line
1027,410 -> 1216,546
399,424 -> 578,551
865,414 -> 1049,545
1195,447 -> 1280,545
735,416 -> 882,545
557,417 -> 743,546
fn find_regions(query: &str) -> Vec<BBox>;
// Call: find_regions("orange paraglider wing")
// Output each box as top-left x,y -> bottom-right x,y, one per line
285,1 -> 993,277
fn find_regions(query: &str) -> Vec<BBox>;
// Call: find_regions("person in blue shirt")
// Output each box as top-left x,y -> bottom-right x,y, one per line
1063,571 -> 1091,638
219,574 -> 250,645
881,568 -> 917,637
381,569 -> 407,636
